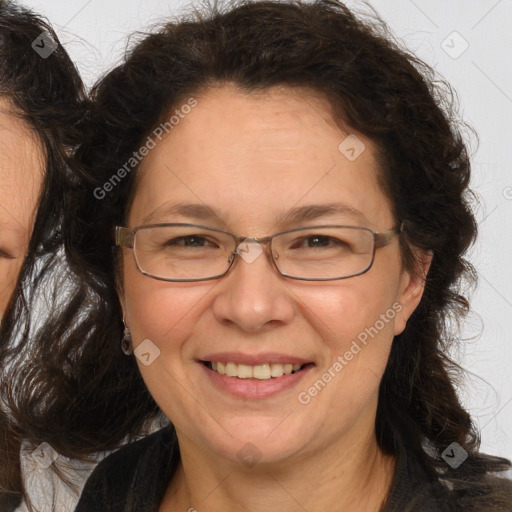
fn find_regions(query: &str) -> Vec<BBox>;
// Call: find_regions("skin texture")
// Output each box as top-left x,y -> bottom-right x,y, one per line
0,99 -> 44,318
119,84 -> 431,511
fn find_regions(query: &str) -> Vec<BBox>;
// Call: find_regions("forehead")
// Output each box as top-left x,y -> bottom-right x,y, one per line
128,84 -> 394,231
0,99 -> 44,236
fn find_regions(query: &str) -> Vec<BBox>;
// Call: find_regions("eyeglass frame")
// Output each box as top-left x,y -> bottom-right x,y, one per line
114,221 -> 404,282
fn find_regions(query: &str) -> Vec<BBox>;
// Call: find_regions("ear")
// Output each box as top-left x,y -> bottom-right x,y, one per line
394,249 -> 433,335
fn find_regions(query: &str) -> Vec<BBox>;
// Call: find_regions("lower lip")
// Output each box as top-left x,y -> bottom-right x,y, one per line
199,363 -> 314,399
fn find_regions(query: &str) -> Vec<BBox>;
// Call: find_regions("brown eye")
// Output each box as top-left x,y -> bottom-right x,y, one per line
166,235 -> 218,248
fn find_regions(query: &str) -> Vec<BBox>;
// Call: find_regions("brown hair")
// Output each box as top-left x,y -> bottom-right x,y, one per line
2,0 -> 511,508
0,0 -> 87,509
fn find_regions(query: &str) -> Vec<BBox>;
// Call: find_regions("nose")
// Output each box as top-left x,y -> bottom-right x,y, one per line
211,241 -> 295,332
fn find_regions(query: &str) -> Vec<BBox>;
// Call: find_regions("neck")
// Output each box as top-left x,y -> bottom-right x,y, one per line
160,422 -> 397,512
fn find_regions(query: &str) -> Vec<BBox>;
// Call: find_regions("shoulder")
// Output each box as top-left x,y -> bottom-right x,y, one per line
413,466 -> 512,512
433,455 -> 512,511
20,439 -> 101,512
74,426 -> 179,512
387,432 -> 512,512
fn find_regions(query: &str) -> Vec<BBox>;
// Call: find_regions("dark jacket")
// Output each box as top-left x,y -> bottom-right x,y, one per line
74,424 -> 512,511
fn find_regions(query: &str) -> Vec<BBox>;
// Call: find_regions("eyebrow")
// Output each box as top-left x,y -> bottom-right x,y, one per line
141,202 -> 367,227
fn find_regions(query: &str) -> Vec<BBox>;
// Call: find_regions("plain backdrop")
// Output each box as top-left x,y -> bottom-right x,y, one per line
18,0 -> 512,461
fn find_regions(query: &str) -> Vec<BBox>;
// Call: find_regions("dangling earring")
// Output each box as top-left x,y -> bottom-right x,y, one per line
121,325 -> 133,356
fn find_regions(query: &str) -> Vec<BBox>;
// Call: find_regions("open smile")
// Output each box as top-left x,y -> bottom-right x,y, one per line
203,361 -> 310,380
198,357 -> 315,399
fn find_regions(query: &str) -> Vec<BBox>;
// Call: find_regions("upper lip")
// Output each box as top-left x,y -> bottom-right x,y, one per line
199,352 -> 313,366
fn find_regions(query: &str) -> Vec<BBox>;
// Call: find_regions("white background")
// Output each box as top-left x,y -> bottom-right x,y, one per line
19,0 -> 512,461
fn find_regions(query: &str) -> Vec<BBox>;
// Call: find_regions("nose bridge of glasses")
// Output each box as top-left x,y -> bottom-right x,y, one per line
232,234 -> 277,265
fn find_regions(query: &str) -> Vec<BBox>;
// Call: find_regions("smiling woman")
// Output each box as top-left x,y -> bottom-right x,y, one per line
0,1 -> 88,511
4,0 -> 512,511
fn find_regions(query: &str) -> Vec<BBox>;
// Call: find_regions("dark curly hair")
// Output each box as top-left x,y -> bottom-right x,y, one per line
2,0 -> 511,509
0,0 -> 88,509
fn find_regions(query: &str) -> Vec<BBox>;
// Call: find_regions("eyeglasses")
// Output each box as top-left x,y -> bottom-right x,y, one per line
115,222 -> 403,282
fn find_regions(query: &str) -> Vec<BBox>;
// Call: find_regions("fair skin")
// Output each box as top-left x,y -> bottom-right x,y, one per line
0,98 -> 44,318
119,84 -> 431,511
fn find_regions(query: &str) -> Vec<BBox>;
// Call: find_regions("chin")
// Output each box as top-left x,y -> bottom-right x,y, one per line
191,415 -> 318,466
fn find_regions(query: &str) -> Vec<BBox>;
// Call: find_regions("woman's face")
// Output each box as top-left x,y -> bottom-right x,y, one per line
0,100 -> 44,317
120,84 -> 428,465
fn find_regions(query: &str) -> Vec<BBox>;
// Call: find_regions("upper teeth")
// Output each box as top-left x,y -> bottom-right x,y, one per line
211,362 -> 302,380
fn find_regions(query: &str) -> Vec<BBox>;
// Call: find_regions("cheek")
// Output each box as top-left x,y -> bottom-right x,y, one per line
308,277 -> 400,346
122,257 -> 213,352
302,275 -> 401,403
304,286 -> 399,405
121,261 -> 221,431
0,259 -> 24,313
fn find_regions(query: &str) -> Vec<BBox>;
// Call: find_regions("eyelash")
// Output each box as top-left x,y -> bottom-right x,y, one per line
0,248 -> 15,259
